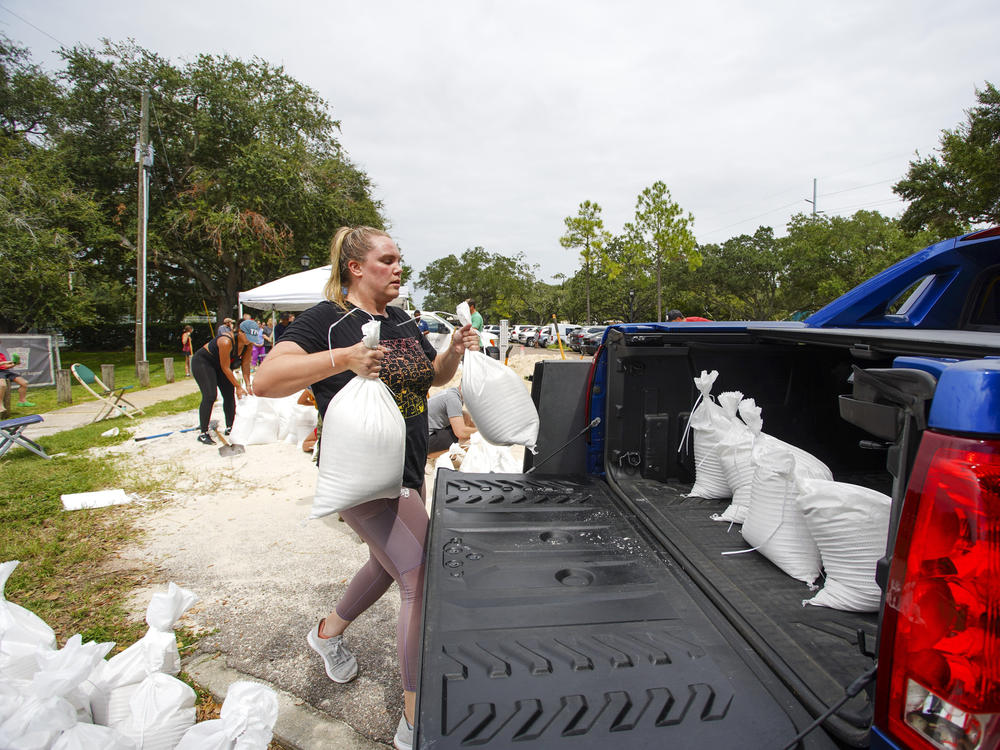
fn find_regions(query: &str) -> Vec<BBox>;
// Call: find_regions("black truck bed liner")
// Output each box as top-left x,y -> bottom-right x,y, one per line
416,472 -> 844,749
612,475 -> 880,747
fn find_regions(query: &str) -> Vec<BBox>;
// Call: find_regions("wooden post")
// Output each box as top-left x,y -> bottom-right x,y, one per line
163,357 -> 175,384
1,381 -> 10,413
56,369 -> 73,404
101,364 -> 115,389
137,360 -> 150,387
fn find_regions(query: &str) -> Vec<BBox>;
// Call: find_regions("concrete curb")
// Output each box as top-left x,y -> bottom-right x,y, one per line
184,652 -> 385,750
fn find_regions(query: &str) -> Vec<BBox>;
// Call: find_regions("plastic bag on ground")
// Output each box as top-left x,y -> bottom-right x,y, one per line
739,438 -> 832,585
111,672 -> 196,750
796,478 -> 891,611
460,432 -> 521,473
89,583 -> 199,726
713,398 -> 762,523
175,680 -> 279,750
0,560 -> 57,682
461,351 -> 538,450
312,320 -> 405,518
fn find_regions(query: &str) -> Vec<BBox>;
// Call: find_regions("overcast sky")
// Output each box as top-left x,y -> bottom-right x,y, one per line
4,0 -> 998,295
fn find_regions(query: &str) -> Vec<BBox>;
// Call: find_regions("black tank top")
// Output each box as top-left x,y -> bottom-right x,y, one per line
204,333 -> 246,370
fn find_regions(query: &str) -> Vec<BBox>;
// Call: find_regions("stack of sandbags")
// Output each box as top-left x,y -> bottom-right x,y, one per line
0,565 -> 280,748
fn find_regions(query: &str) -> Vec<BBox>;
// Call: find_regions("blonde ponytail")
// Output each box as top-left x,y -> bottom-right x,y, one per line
324,226 -> 391,307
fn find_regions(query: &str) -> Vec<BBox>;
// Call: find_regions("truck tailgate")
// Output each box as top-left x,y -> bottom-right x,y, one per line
416,471 -> 839,749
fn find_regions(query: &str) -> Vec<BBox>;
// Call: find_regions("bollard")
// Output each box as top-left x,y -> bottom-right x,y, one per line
163,357 -> 175,383
56,369 -> 73,404
137,360 -> 150,387
101,364 -> 115,389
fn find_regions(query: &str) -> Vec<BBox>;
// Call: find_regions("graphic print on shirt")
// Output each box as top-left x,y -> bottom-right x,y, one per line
380,337 -> 435,418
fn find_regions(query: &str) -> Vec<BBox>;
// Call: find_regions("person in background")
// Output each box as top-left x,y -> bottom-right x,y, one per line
426,386 -> 476,453
667,309 -> 685,322
467,299 -> 484,331
253,225 -> 479,750
414,310 -> 429,334
216,317 -> 236,336
180,325 -> 194,377
273,312 -> 292,342
191,319 -> 261,445
0,347 -> 33,412
251,318 -> 269,367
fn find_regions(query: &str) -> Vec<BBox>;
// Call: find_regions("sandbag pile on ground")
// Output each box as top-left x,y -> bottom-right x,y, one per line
0,564 -> 278,749
681,372 -> 889,609
229,392 -> 317,447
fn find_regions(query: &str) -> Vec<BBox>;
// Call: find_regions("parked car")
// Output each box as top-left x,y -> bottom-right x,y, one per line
422,311 -> 499,354
579,326 -> 607,356
570,325 -> 605,352
512,325 -> 536,344
524,326 -> 545,347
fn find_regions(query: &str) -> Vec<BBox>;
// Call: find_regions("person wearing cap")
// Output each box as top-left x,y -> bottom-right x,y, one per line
190,319 -> 260,445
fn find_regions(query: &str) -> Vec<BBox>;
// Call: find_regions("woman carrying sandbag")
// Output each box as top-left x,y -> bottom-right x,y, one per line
254,225 -> 478,750
191,319 -> 261,445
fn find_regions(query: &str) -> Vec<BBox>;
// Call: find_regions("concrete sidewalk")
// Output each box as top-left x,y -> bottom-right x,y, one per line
23,378 -> 200,439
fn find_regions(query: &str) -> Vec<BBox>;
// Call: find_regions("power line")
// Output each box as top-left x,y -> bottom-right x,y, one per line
0,3 -> 66,47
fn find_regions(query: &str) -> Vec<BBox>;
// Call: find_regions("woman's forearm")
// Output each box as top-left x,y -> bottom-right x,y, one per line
431,345 -> 461,386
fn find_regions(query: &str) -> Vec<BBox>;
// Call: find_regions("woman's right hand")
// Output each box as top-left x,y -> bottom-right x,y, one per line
344,341 -> 386,379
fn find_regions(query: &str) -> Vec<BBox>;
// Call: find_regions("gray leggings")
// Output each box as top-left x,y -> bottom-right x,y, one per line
336,490 -> 428,692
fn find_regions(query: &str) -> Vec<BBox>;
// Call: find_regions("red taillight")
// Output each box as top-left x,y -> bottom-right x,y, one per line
876,431 -> 1000,749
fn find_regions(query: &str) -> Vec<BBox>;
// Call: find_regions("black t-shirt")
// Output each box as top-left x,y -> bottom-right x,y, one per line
281,301 -> 438,490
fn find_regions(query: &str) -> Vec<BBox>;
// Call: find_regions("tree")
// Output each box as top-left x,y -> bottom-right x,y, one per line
780,211 -> 937,315
0,36 -> 60,139
625,181 -> 698,321
696,227 -> 785,320
56,41 -> 383,325
894,82 -> 1000,236
416,247 -> 537,322
560,200 -> 615,324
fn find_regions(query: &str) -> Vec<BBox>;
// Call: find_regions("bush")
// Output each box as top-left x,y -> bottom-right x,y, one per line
59,323 -> 212,352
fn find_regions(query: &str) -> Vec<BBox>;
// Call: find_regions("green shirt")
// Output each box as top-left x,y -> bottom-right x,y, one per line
470,310 -> 484,331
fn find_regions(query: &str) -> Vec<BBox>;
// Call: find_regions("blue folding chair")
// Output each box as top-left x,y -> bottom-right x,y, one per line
0,414 -> 50,459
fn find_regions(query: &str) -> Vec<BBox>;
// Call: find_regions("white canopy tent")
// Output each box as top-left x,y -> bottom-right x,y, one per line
238,265 -> 411,312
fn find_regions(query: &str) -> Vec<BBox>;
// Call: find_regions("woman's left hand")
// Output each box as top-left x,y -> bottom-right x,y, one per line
451,324 -> 480,355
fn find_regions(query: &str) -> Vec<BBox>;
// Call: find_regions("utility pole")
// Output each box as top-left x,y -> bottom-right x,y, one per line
134,90 -> 151,368
805,177 -> 818,216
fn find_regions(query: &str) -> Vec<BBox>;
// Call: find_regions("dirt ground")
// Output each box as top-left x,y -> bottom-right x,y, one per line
110,346 -> 584,746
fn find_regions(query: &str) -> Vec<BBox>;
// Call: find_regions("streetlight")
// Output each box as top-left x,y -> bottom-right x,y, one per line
300,254 -> 311,269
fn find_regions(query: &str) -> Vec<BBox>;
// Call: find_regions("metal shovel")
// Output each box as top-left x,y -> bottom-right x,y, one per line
209,420 -> 245,457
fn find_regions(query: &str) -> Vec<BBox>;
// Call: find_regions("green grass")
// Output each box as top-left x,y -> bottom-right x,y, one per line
0,392 -> 199,649
4,350 -> 191,417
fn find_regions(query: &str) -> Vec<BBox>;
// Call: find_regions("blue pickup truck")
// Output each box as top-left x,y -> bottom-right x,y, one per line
417,226 -> 1000,749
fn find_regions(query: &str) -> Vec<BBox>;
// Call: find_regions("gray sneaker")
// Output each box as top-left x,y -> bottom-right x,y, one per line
394,713 -> 413,750
306,623 -> 358,683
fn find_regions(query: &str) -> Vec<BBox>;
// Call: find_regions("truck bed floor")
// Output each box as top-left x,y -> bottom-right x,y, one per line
417,471 -> 856,749
613,475 -> 879,744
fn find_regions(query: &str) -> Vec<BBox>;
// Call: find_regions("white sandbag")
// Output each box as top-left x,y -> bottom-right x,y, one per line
796,478 -> 891,612
112,672 -> 196,750
53,723 -> 137,750
284,403 -> 318,445
434,444 -> 464,472
61,489 -> 132,511
455,301 -> 472,327
312,320 -> 405,518
460,432 -> 521,473
0,634 -> 109,749
683,371 -> 730,499
90,583 -> 199,726
739,438 -> 832,584
713,399 -> 762,523
175,681 -> 278,750
0,560 -> 57,682
461,351 -> 538,450
229,396 -> 280,446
